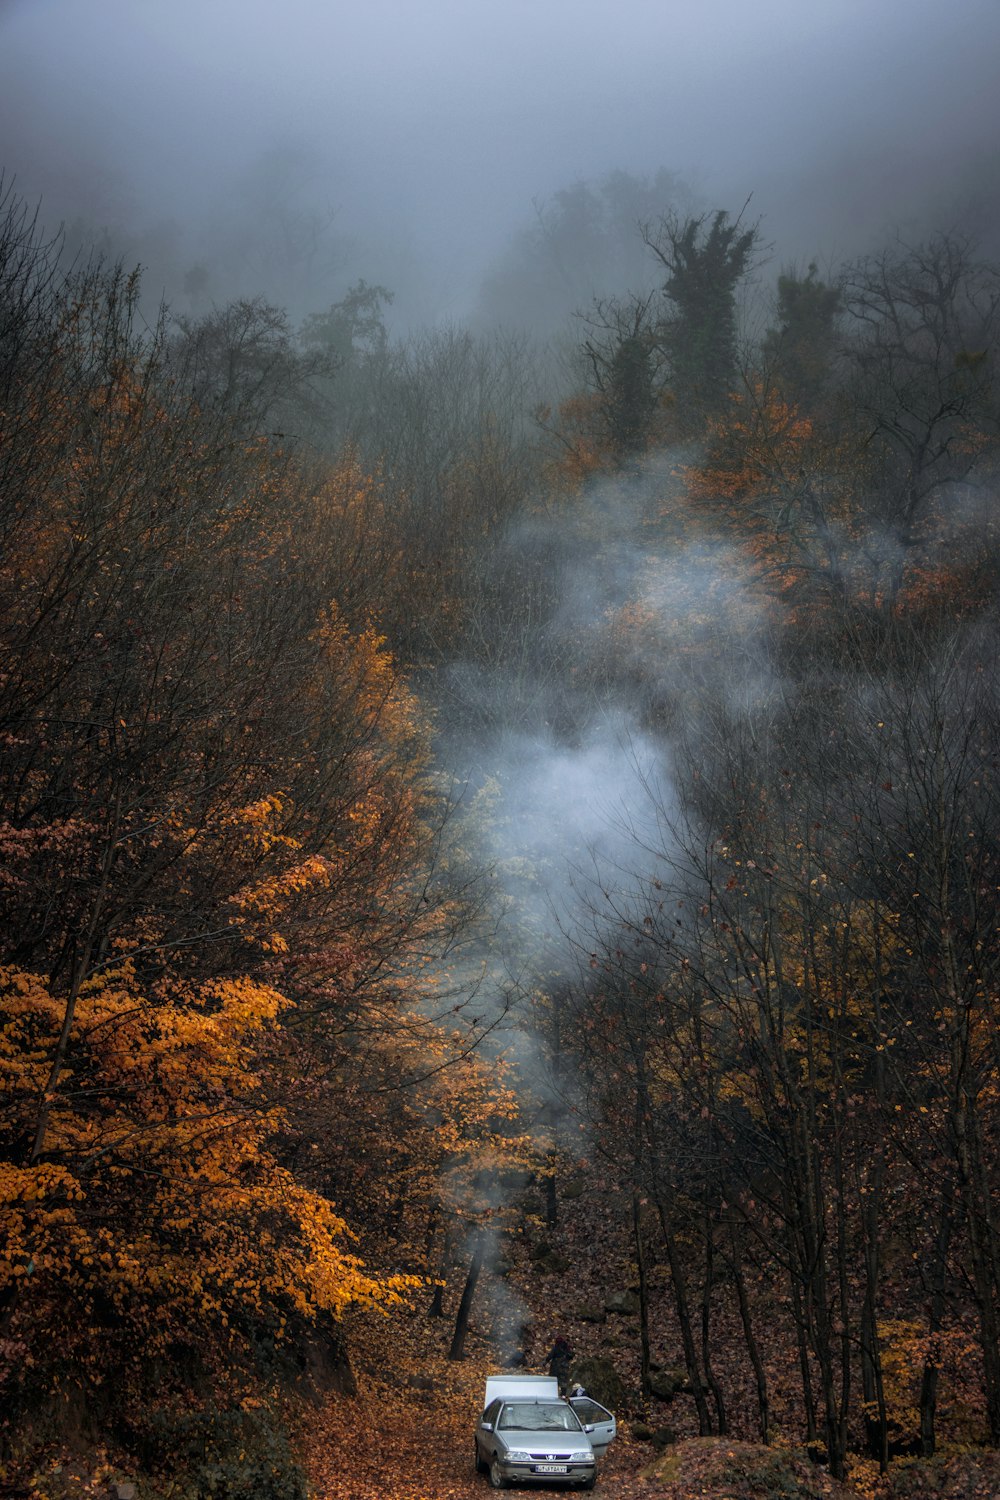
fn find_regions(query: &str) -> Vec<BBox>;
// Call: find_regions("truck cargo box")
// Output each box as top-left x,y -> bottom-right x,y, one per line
483,1374 -> 559,1409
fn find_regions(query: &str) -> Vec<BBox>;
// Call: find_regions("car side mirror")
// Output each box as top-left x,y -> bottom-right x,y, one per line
481,1422 -> 493,1432
584,1425 -> 594,1433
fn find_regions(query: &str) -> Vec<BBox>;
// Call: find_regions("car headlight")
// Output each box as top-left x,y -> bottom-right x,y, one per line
570,1450 -> 594,1462
505,1450 -> 531,1463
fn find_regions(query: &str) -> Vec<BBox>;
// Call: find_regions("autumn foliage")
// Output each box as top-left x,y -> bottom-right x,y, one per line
7,176 -> 1000,1500
0,193 -> 484,1438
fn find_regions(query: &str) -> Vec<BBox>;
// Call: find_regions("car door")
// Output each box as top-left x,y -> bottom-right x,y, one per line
477,1399 -> 502,1466
569,1397 -> 617,1457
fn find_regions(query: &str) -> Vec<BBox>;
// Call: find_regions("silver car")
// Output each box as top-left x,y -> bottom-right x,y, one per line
475,1396 -> 608,1490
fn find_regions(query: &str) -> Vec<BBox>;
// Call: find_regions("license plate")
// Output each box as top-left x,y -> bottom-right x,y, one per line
534,1464 -> 568,1473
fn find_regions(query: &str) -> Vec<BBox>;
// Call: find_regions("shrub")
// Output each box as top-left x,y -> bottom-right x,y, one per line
138,1406 -> 308,1500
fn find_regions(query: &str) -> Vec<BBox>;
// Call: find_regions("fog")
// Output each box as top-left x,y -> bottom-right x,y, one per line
8,0 -> 1000,1456
3,0 -> 999,327
4,0 -> 999,1029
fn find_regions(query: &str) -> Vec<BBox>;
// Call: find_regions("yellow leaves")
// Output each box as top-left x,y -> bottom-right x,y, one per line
313,600 -> 423,754
845,1453 -> 890,1500
216,794 -> 298,855
0,249 -> 483,1408
537,393 -> 610,492
1,945 -> 436,1356
201,975 -> 288,1033
230,852 -> 332,917
0,1162 -> 84,1207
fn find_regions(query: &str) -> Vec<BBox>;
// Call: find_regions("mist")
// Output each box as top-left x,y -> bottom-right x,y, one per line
8,0 -> 1000,1477
6,0 -> 996,1008
3,0 -> 999,329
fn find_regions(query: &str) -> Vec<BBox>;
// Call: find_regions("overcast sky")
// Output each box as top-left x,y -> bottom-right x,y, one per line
2,0 -> 998,322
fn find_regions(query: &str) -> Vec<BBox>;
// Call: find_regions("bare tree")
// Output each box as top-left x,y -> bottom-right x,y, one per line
840,232 -> 1000,598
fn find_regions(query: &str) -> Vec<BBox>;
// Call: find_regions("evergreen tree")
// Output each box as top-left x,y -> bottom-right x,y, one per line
644,209 -> 758,428
762,261 -> 841,412
579,291 -> 663,464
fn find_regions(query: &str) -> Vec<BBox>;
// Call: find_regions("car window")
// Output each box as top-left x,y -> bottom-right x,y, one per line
499,1403 -> 584,1432
482,1400 -> 501,1424
570,1399 -> 610,1424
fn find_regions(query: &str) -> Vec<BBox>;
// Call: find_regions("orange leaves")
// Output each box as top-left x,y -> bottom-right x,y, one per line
0,955 -> 417,1357
686,383 -> 814,509
313,598 -> 422,749
0,332 -> 455,1392
0,213 -> 515,1463
537,393 -> 612,492
230,852 -> 333,918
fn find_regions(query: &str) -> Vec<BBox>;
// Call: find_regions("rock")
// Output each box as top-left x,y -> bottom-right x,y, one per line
528,1239 -> 553,1262
651,1426 -> 677,1450
532,1251 -> 571,1275
405,1373 -> 434,1390
297,1326 -> 357,1396
890,1451 -> 1000,1498
646,1438 -> 856,1497
631,1422 -> 655,1441
648,1368 -> 687,1401
576,1304 -> 607,1323
568,1355 -> 625,1410
604,1289 -> 640,1315
113,1485 -> 137,1500
561,1176 -> 587,1200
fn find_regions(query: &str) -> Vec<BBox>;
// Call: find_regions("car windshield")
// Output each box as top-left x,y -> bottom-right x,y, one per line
499,1403 -> 583,1432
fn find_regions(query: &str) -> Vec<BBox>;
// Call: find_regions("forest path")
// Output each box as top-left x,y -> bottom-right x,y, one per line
299,1335 -> 647,1500
299,1362 -> 869,1500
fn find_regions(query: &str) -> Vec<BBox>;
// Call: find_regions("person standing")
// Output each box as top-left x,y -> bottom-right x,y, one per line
546,1335 -> 573,1393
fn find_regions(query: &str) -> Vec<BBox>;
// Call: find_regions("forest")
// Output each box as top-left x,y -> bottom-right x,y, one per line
2,160 -> 1000,1500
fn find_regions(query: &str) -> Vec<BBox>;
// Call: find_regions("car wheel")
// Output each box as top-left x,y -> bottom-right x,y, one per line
474,1442 -> 486,1474
488,1455 -> 508,1489
580,1476 -> 596,1491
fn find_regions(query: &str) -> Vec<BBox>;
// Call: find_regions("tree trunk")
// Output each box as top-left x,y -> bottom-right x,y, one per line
859,954 -> 888,1471
952,1096 -> 1000,1441
429,1217 -> 454,1319
633,1188 -> 651,1394
655,1195 -> 713,1434
789,1257 -> 818,1443
448,1230 -> 485,1360
919,1195 -> 953,1457
728,1225 -> 769,1443
701,1213 -> 728,1434
544,1156 -> 558,1228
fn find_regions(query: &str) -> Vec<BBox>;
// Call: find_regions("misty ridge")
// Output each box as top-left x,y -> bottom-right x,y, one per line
5,146 -> 1000,1069
8,1 -> 1000,1487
